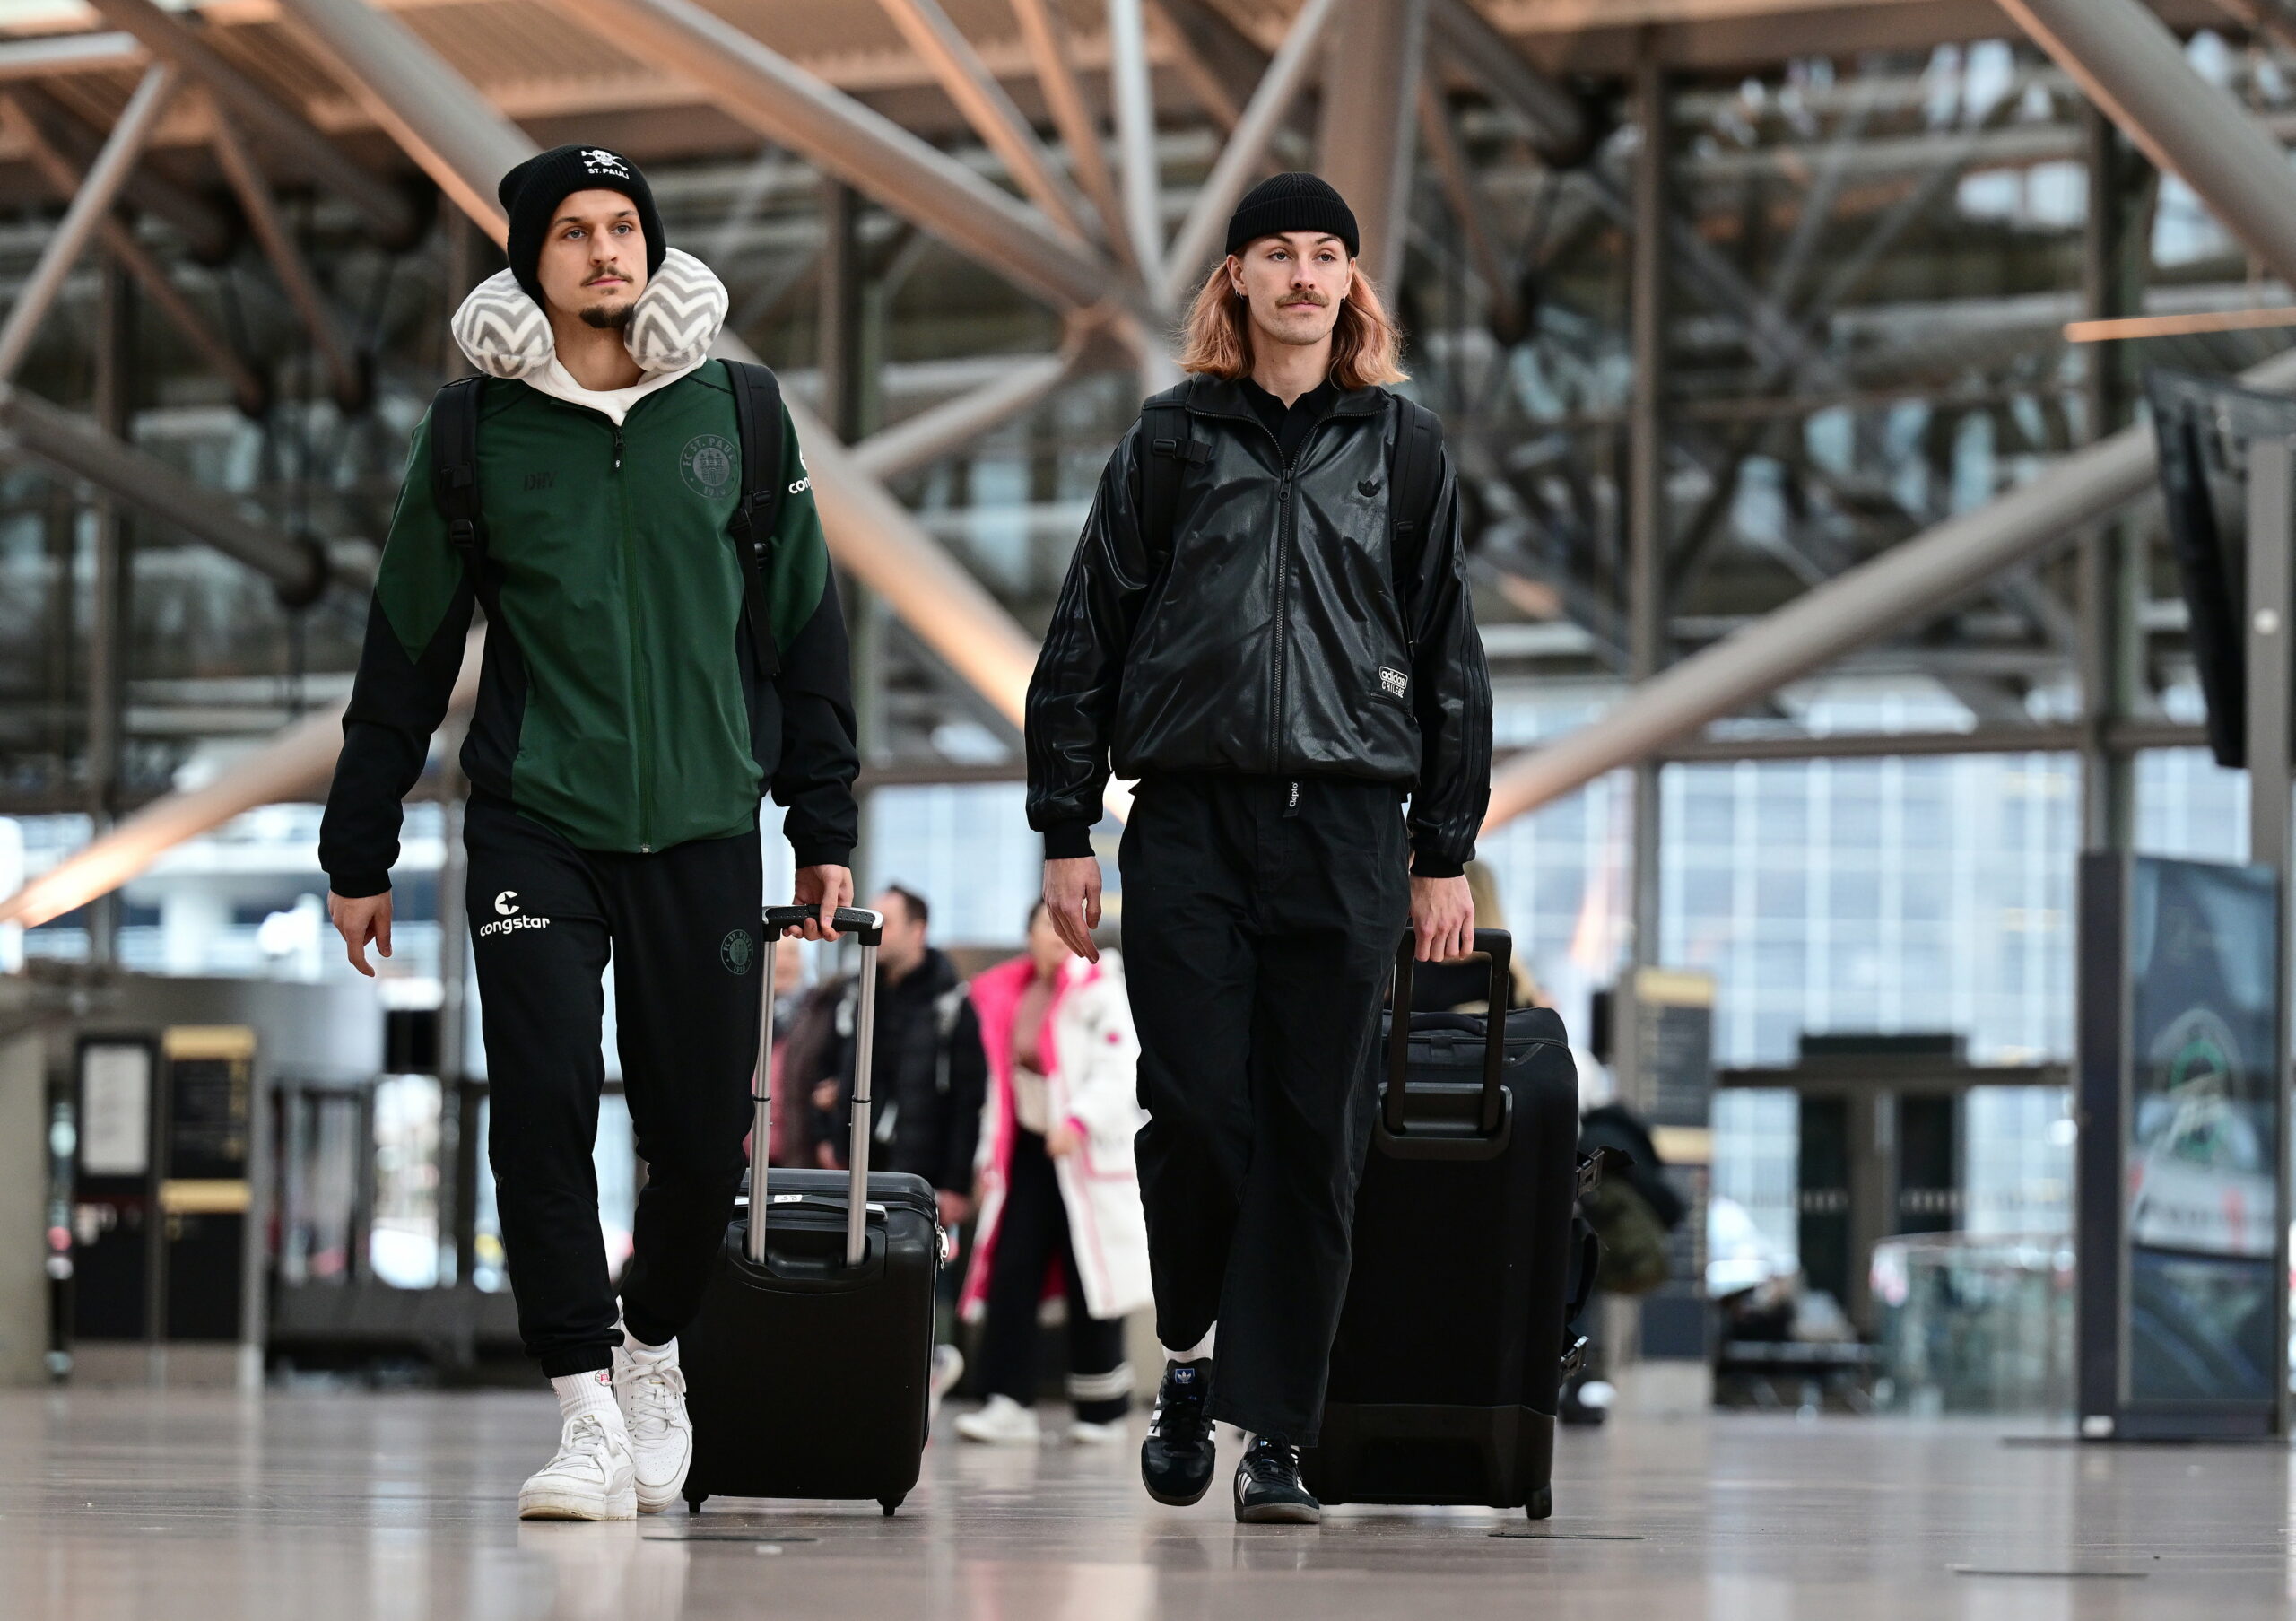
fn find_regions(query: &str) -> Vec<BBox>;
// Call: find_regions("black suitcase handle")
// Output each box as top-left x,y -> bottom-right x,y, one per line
764,903 -> 884,946
1383,928 -> 1513,1151
751,904 -> 889,1268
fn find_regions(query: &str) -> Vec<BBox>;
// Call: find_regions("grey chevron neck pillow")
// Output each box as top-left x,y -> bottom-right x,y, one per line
451,247 -> 728,380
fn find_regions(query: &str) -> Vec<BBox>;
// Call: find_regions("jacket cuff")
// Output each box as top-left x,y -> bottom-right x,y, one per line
791,844 -> 853,872
327,871 -> 391,900
1411,847 -> 1467,880
1042,821 -> 1096,861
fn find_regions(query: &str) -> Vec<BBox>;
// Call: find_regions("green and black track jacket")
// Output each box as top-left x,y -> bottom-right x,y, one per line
319,361 -> 858,897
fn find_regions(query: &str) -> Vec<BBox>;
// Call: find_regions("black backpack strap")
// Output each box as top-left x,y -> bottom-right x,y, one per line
1387,395 -> 1444,644
723,358 -> 789,679
1137,379 -> 1205,566
430,375 -> 488,588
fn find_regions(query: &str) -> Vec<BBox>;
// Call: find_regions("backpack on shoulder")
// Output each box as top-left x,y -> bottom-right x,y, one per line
425,360 -> 793,674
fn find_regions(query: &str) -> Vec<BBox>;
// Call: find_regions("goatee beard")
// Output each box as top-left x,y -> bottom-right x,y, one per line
580,302 -> 632,331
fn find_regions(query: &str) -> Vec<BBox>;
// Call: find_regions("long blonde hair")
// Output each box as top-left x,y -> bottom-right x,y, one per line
1178,257 -> 1409,388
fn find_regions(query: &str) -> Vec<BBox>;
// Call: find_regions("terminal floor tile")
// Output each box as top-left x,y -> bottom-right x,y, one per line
1,1388 -> 2290,1618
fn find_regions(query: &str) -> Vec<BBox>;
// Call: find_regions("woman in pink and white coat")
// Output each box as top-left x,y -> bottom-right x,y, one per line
956,901 -> 1152,1445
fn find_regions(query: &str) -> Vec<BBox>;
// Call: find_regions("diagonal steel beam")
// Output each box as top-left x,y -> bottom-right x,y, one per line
1142,1 -> 1238,131
1425,0 -> 1591,166
7,83 -> 233,265
1010,0 -> 1136,273
874,0 -> 1095,243
0,382 -> 328,601
537,0 -> 1118,315
272,0 -> 528,240
850,348 -> 1083,482
207,100 -> 367,412
0,631 -> 484,929
0,31 -> 143,81
0,63 -> 177,385
1158,0 -> 1342,309
1144,0 -> 1263,123
2003,0 -> 2296,291
1418,79 -> 1520,336
3,94 -> 265,415
83,0 -> 420,249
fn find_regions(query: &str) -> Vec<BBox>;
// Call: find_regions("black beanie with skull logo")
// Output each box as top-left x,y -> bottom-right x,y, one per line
498,144 -> 667,305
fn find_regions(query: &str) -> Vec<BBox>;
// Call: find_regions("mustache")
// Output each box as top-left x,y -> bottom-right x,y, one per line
1278,292 -> 1328,308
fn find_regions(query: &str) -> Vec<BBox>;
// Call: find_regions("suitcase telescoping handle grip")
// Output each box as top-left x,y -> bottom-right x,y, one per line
1386,927 -> 1513,1139
749,904 -> 887,1267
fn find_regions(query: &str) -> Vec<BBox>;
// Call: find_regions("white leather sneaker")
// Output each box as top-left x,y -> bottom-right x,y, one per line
518,1414 -> 638,1521
953,1393 -> 1042,1445
612,1339 -> 693,1515
1066,1417 -> 1126,1446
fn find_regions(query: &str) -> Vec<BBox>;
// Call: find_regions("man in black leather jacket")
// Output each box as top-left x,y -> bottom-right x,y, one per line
1023,173 -> 1492,1524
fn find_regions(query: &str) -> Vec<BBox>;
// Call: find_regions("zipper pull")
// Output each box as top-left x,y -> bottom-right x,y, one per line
612,426 -> 624,471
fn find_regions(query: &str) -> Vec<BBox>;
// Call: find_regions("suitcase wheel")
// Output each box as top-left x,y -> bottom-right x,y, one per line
685,1495 -> 706,1516
878,1495 -> 903,1517
1526,1486 -> 1553,1521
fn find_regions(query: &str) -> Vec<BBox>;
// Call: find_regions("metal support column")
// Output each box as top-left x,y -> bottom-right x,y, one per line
0,62 -> 175,384
2004,0 -> 2296,291
2245,433 -> 2294,1436
85,257 -> 132,967
1627,44 -> 1670,988
2079,109 -> 2149,853
1314,0 -> 1426,293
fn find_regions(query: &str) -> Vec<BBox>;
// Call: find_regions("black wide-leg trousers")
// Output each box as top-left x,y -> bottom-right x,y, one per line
464,793 -> 761,1377
1119,773 -> 1410,1443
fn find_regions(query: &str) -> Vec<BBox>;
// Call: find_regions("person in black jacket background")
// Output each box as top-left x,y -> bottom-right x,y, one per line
1024,173 -> 1492,1524
798,885 -> 987,1224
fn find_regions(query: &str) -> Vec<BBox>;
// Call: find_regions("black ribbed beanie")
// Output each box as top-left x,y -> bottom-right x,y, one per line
498,144 -> 666,304
1224,172 -> 1359,258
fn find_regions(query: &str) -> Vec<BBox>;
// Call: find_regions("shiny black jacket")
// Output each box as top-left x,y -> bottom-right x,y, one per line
1026,377 -> 1492,875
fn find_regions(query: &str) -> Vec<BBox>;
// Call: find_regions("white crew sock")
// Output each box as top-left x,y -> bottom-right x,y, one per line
552,1368 -> 623,1426
1164,1326 -> 1215,1364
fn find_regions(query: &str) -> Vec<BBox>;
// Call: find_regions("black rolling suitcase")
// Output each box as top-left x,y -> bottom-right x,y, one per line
1300,929 -> 1602,1521
681,904 -> 943,1516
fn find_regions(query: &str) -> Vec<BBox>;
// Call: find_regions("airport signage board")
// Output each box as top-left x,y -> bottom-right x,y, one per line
2077,853 -> 2287,1439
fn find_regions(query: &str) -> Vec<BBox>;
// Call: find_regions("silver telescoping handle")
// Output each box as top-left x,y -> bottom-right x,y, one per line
749,905 -> 887,1267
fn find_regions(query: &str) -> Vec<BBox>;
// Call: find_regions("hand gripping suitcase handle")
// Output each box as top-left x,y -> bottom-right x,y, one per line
750,905 -> 887,1267
1386,928 -> 1513,1140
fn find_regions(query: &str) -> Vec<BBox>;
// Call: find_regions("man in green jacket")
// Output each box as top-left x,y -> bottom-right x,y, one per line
319,145 -> 857,1521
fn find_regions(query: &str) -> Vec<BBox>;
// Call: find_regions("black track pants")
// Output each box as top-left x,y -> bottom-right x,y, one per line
1119,773 -> 1410,1442
465,794 -> 761,1378
975,1129 -> 1129,1422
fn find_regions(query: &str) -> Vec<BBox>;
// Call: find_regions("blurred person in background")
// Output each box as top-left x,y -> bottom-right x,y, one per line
794,883 -> 987,1403
955,901 -> 1152,1446
764,935 -> 816,1168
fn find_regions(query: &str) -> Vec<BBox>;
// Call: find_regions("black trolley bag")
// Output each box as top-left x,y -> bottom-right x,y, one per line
680,904 -> 943,1516
1300,928 -> 1599,1521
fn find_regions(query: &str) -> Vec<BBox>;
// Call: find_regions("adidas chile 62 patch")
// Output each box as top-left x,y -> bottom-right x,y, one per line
682,433 -> 737,500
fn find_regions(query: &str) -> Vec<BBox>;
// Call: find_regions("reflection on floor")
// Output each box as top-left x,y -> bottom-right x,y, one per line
5,1388 -> 2292,1619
